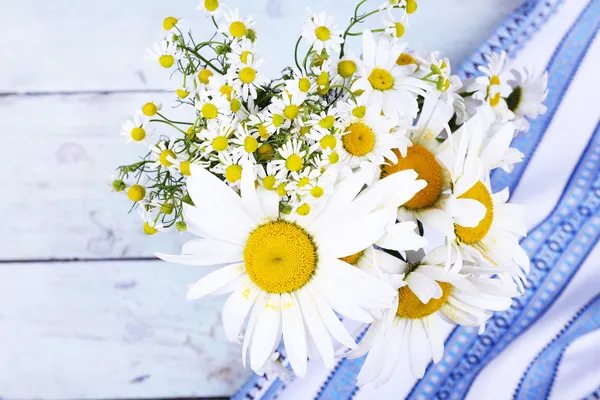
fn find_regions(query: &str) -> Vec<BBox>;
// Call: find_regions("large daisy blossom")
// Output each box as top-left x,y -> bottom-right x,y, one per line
352,246 -> 519,384
352,30 -> 430,120
157,164 -> 426,376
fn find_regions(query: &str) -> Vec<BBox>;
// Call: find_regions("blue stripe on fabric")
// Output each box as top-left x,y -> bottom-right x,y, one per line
514,293 -> 600,400
490,0 -> 600,195
583,386 -> 600,400
408,118 -> 600,400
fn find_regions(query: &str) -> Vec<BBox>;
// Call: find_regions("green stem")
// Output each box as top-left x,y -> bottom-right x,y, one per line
184,47 -> 225,74
294,37 -> 303,72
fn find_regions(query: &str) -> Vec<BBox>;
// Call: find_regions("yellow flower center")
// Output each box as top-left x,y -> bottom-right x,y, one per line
239,67 -> 256,84
396,281 -> 451,319
144,222 -> 158,235
297,203 -> 311,216
201,103 -> 218,119
225,164 -> 242,183
229,21 -> 247,38
204,0 -> 219,12
319,115 -> 335,130
490,92 -> 502,107
396,53 -> 417,66
198,69 -> 213,84
298,77 -> 311,92
352,106 -> 366,118
338,60 -> 357,78
317,71 -> 329,88
286,154 -> 303,172
315,26 -> 331,41
142,102 -> 158,117
455,182 -> 494,244
176,89 -> 189,99
381,144 -> 443,210
368,68 -> 394,91
284,105 -> 299,120
329,151 -> 339,164
311,186 -> 324,198
406,0 -> 418,14
343,123 -> 375,156
220,84 -> 233,100
131,127 -> 146,141
159,55 -> 175,68
339,250 -> 365,265
244,220 -> 317,293
394,22 -> 405,38
180,161 -> 191,176
300,126 -> 311,136
263,175 -> 277,190
159,149 -> 176,166
257,124 -> 270,139
212,136 -> 229,152
298,177 -> 310,188
240,50 -> 253,64
163,17 -> 178,31
490,75 -> 501,85
230,98 -> 241,112
258,143 -> 274,160
244,136 -> 258,153
320,134 -> 337,150
276,183 -> 287,196
127,185 -> 145,202
273,114 -> 285,127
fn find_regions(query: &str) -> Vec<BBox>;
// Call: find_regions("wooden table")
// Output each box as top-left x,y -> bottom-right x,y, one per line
0,0 -> 524,398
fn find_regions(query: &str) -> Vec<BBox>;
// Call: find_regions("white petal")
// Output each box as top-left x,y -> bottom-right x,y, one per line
242,291 -> 266,367
186,263 -> 245,300
406,272 -> 442,304
222,278 -> 259,342
250,294 -> 282,372
281,292 -> 308,377
296,288 -> 335,369
408,319 -> 431,379
375,318 -> 406,386
377,221 -> 428,252
447,198 -> 487,228
256,186 -> 280,218
240,165 -> 267,222
157,239 -> 243,266
307,285 -> 358,349
183,204 -> 251,245
424,314 -> 444,363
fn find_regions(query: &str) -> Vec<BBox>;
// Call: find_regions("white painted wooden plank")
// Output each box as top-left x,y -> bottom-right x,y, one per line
0,260 -> 249,399
0,93 -> 193,260
0,0 -> 524,92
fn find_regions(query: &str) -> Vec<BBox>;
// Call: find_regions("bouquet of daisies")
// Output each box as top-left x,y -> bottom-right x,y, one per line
113,0 -> 548,385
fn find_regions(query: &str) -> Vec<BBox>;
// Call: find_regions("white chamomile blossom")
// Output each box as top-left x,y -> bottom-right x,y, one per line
197,0 -> 220,16
226,60 -> 267,101
507,68 -> 548,132
139,205 -> 167,235
195,91 -> 232,121
174,81 -> 194,101
338,108 -> 399,170
162,16 -> 181,36
146,40 -> 182,69
198,118 -> 236,156
207,74 -> 236,101
157,164 -> 426,376
381,9 -> 408,39
219,9 -> 255,40
121,112 -> 153,144
285,69 -> 317,96
328,53 -> 359,86
273,139 -> 310,174
352,246 -> 518,384
141,99 -> 163,118
150,140 -> 184,171
269,90 -> 306,124
301,11 -> 344,55
378,0 -> 407,12
352,30 -> 430,120
288,167 -> 322,198
231,124 -> 260,163
227,37 -> 258,68
211,151 -> 246,188
257,162 -> 287,192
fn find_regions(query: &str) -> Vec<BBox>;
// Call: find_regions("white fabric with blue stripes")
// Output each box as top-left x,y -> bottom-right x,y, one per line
234,0 -> 600,398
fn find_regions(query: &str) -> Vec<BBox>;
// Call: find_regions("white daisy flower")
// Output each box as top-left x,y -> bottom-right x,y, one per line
338,108 -> 399,170
352,30 -> 430,120
507,68 -> 548,132
197,0 -> 220,16
207,74 -> 236,101
139,205 -> 167,235
352,246 -> 518,384
301,11 -> 344,55
227,37 -> 258,68
226,60 -> 267,101
219,9 -> 255,40
197,118 -> 237,156
327,53 -> 360,87
269,90 -> 307,123
285,69 -> 317,96
194,90 -> 232,121
211,150 -> 246,189
272,139 -> 309,174
162,16 -> 181,36
195,66 -> 219,92
378,0 -> 407,12
149,140 -> 184,172
381,9 -> 408,39
121,112 -> 153,144
157,164 -> 426,376
146,40 -> 182,69
141,99 -> 163,117
257,162 -> 288,192
231,124 -> 261,163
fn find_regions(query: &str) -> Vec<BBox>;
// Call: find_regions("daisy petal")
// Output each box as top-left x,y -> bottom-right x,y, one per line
281,292 -> 308,377
297,288 -> 335,369
222,279 -> 259,342
250,294 -> 282,372
157,239 -> 243,266
186,263 -> 245,300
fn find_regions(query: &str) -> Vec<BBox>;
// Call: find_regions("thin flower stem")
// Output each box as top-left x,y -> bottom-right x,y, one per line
294,37 -> 303,72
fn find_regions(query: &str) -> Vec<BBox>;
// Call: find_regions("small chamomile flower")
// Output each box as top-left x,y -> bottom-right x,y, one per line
231,124 -> 261,163
174,81 -> 194,100
197,0 -> 220,16
197,118 -> 237,156
195,66 -> 218,91
211,150 -> 245,189
227,37 -> 258,68
162,16 -> 182,36
465,51 -> 513,120
269,90 -> 306,123
378,0 -> 407,12
149,140 -> 184,171
207,75 -> 236,101
219,9 -> 255,40
126,181 -> 148,203
301,11 -> 344,55
195,90 -> 232,121
226,60 -> 267,101
121,112 -> 153,144
307,109 -> 340,136
139,205 -> 166,235
381,9 -> 408,39
328,53 -> 359,86
285,69 -> 316,96
146,40 -> 182,69
141,100 -> 162,117
273,139 -> 310,174
257,162 -> 287,191
506,68 -> 548,132
289,167 -> 321,197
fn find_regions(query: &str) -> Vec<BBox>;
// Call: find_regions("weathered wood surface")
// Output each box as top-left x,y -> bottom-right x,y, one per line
0,0 -> 525,398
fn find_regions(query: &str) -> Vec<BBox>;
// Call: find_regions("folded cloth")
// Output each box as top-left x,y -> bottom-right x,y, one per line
234,0 -> 600,398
